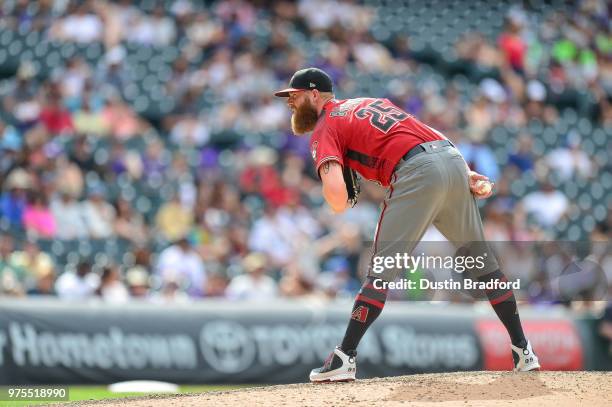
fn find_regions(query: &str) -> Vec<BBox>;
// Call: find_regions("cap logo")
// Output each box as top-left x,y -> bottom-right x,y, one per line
309,82 -> 316,88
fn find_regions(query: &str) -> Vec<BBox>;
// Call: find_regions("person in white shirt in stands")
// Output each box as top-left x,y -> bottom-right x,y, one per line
95,266 -> 129,303
521,181 -> 569,228
55,261 -> 98,300
156,237 -> 206,298
81,185 -> 116,239
546,131 -> 594,181
50,189 -> 88,240
226,252 -> 278,301
52,4 -> 103,43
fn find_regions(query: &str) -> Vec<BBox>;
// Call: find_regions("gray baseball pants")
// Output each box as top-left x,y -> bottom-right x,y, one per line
367,140 -> 499,282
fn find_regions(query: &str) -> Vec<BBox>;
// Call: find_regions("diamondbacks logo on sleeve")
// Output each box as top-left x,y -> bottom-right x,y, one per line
351,305 -> 369,323
311,141 -> 318,161
329,98 -> 365,117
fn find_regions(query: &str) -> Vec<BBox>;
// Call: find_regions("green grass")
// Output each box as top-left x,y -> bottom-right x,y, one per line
0,385 -> 252,407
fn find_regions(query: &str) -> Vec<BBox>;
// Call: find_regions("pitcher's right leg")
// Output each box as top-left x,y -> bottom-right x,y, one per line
311,153 -> 447,382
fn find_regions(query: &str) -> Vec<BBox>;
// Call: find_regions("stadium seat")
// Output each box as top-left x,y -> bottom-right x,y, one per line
0,30 -> 14,47
592,128 -> 607,147
84,43 -> 103,63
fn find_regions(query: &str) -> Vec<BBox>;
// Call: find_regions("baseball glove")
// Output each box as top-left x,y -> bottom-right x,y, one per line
343,167 -> 361,208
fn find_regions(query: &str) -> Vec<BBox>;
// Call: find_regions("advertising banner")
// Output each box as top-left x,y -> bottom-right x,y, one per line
0,299 -> 586,385
0,299 -> 481,384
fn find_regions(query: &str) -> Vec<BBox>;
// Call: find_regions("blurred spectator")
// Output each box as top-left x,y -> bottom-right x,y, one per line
546,132 -> 594,180
55,261 -> 98,300
0,235 -> 26,296
170,114 -> 211,147
483,203 -> 513,241
101,96 -> 144,140
507,133 -> 535,173
27,267 -> 56,296
521,181 -> 569,228
107,141 -> 141,178
151,278 -> 191,304
352,34 -> 394,73
253,97 -> 288,132
248,204 -> 296,267
156,237 -> 206,297
133,245 -> 153,270
185,11 -> 224,51
166,57 -> 191,97
58,57 -> 92,100
315,221 -> 364,281
165,155 -> 196,207
95,266 -> 129,303
127,5 -> 176,46
1,62 -> 40,129
68,136 -> 101,175
316,256 -> 360,299
155,194 -> 193,242
96,46 -> 129,93
0,168 -> 31,227
226,252 -> 278,300
10,239 -> 54,284
279,266 -> 316,298
54,155 -> 84,197
50,3 -> 103,43
110,0 -> 140,29
150,6 -> 177,46
125,265 -> 150,298
50,190 -> 88,240
141,137 -> 169,180
298,0 -> 370,32
22,192 -> 56,238
39,84 -> 74,135
81,185 -> 116,239
204,271 -> 230,297
72,99 -> 109,136
0,120 -> 22,154
457,131 -> 501,181
114,198 -> 148,244
5,0 -> 54,32
498,17 -> 526,74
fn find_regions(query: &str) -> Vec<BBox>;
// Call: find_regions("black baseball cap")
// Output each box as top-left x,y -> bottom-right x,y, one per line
274,67 -> 333,97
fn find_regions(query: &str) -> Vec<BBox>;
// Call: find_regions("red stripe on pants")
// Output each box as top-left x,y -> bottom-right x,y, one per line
373,174 -> 396,256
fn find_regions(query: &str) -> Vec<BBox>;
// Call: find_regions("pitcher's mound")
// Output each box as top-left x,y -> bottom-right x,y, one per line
70,371 -> 612,407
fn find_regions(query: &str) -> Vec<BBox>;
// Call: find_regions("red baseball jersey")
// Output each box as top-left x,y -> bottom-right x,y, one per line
310,98 -> 446,186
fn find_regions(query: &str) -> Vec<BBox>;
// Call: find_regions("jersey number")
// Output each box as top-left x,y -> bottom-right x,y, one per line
355,100 -> 409,133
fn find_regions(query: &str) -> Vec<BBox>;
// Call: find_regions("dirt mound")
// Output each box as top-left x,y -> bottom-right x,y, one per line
65,371 -> 612,407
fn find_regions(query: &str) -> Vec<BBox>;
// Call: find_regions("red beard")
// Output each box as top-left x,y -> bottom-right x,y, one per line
291,98 -> 319,135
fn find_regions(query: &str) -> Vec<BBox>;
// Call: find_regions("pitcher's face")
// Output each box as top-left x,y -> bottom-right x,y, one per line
288,90 -> 318,135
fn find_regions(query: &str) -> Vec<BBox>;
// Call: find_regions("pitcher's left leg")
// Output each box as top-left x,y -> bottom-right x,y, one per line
433,148 -> 540,371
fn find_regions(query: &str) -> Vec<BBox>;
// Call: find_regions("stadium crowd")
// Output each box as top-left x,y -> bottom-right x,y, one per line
0,0 -> 609,303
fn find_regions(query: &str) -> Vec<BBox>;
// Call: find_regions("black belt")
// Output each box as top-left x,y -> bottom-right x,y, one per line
401,140 -> 453,162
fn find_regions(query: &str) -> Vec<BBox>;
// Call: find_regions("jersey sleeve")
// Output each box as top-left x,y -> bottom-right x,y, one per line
311,120 -> 344,176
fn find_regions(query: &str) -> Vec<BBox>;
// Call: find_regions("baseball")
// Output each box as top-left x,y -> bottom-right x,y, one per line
475,180 -> 492,195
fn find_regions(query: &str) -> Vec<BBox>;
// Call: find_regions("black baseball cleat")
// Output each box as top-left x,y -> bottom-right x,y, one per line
310,346 -> 357,383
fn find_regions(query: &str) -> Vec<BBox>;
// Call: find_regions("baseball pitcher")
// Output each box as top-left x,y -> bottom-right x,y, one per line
274,68 -> 540,382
